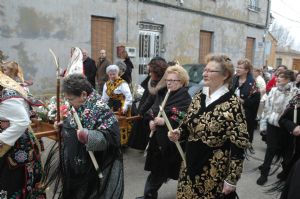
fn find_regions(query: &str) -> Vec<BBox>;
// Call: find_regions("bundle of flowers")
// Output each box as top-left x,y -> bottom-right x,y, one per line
34,96 -> 70,122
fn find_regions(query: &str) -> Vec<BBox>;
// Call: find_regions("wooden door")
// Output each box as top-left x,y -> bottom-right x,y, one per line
199,31 -> 212,64
293,58 -> 300,71
246,37 -> 255,62
91,16 -> 114,63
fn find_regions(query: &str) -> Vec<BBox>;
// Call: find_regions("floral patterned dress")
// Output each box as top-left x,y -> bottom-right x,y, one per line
57,90 -> 124,199
0,88 -> 45,199
176,91 -> 249,199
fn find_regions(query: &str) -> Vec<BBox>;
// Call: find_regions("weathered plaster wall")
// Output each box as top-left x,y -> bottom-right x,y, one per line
139,2 -> 266,66
275,53 -> 300,70
0,0 -> 267,94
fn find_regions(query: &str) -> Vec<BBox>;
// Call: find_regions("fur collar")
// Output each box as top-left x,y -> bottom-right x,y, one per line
148,75 -> 167,95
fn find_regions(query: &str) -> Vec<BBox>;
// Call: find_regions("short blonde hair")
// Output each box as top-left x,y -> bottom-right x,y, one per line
237,58 -> 253,73
165,65 -> 189,87
1,61 -> 24,82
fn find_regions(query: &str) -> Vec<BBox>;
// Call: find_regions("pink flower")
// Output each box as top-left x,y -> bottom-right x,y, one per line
60,105 -> 69,118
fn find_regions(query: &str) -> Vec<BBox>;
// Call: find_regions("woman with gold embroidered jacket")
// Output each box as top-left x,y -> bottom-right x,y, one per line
101,64 -> 132,114
0,72 -> 45,198
168,54 -> 249,199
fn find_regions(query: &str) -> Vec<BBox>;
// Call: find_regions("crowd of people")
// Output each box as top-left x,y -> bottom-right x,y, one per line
1,48 -> 300,199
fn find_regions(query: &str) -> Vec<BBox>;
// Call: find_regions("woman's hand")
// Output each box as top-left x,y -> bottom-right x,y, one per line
53,121 -> 63,130
154,117 -> 165,126
222,181 -> 236,195
77,128 -> 89,144
121,108 -> 127,115
168,128 -> 181,142
292,126 -> 300,136
239,98 -> 244,104
149,120 -> 156,131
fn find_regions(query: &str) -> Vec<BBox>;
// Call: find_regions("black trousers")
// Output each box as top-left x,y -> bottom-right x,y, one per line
143,173 -> 166,199
261,123 -> 286,175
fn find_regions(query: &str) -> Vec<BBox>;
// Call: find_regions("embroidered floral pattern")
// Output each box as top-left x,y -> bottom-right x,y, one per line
176,92 -> 249,198
170,107 -> 187,123
70,91 -> 118,131
0,90 -> 45,198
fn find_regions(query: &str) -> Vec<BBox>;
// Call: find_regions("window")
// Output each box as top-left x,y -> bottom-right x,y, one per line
138,22 -> 163,75
248,0 -> 260,12
276,58 -> 282,67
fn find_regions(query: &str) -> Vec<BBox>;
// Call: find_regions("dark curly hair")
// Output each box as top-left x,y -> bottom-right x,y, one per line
148,56 -> 168,79
62,74 -> 93,96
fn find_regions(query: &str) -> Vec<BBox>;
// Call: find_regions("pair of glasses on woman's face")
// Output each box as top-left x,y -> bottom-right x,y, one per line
165,79 -> 181,83
203,68 -> 221,73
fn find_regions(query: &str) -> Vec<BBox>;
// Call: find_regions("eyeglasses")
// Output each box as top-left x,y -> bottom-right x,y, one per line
165,79 -> 181,83
236,67 -> 246,70
64,96 -> 77,102
203,68 -> 221,73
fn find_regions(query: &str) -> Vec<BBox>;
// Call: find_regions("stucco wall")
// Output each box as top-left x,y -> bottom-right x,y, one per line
275,53 -> 300,69
0,0 -> 268,94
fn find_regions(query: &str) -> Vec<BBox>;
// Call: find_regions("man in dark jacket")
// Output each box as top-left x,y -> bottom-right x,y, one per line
82,49 -> 97,88
96,49 -> 111,93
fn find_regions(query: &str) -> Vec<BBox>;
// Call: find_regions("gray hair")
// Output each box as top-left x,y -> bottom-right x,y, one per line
106,64 -> 120,74
115,61 -> 127,75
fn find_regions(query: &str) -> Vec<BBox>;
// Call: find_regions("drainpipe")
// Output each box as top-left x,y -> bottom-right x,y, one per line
263,0 -> 271,66
126,0 -> 129,43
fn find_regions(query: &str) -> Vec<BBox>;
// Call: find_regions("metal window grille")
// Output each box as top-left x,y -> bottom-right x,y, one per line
248,0 -> 261,12
138,23 -> 163,75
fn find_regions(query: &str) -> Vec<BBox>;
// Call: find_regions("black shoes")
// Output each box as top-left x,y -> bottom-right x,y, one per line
256,175 -> 268,185
248,145 -> 255,154
277,171 -> 287,180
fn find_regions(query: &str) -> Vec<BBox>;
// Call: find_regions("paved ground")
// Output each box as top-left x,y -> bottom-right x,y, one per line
43,130 -> 282,199
122,130 -> 281,199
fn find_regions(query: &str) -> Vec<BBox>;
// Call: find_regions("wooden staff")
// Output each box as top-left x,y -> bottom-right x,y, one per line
160,106 -> 187,167
49,49 -> 61,123
72,107 -> 103,179
294,104 -> 297,124
144,89 -> 171,155
292,103 -> 298,156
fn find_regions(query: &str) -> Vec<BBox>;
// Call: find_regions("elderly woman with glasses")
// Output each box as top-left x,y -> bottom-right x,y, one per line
101,64 -> 132,115
168,54 -> 249,198
136,65 -> 192,199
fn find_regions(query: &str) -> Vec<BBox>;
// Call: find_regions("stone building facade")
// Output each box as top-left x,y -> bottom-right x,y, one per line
275,47 -> 300,71
0,0 -> 270,94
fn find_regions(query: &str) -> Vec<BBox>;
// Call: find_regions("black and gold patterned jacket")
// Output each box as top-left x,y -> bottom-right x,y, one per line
176,91 -> 250,198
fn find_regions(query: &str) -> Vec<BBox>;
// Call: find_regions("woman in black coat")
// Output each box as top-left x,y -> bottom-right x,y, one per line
136,65 -> 191,199
231,59 -> 260,146
278,93 -> 300,199
129,57 -> 168,150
